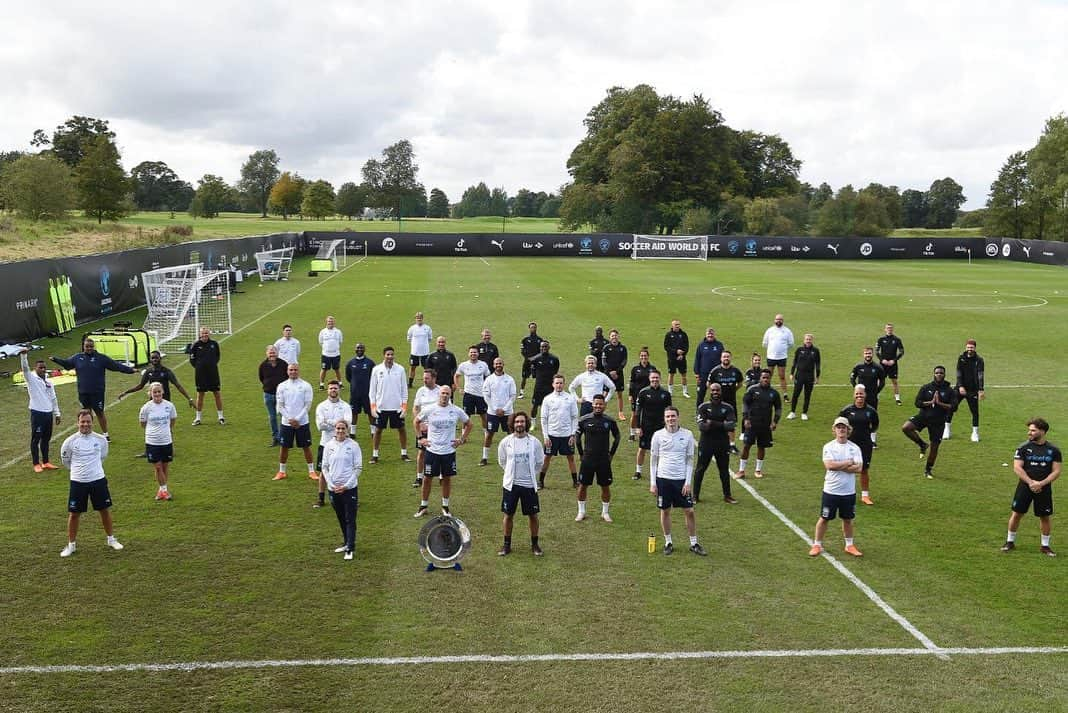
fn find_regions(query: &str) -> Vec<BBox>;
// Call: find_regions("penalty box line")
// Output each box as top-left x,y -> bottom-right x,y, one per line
0,256 -> 366,472
3,646 -> 1068,675
734,478 -> 949,660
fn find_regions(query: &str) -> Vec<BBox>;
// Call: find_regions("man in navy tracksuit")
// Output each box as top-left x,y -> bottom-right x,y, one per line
52,337 -> 135,441
692,327 -> 725,407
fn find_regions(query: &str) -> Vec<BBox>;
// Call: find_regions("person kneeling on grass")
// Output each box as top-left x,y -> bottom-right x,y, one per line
809,417 -> 864,558
497,412 -> 545,556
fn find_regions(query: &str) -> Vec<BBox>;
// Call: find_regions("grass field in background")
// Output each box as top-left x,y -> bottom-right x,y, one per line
0,256 -> 1065,711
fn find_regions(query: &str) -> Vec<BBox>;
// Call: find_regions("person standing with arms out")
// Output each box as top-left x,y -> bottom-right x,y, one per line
321,421 -> 362,561
809,417 -> 865,558
411,369 -> 440,489
483,357 -> 517,465
693,328 -> 725,407
426,336 -> 459,398
273,363 -> 318,481
317,315 -> 343,390
575,394 -> 621,523
415,386 -> 472,518
406,311 -> 433,388
313,381 -> 353,509
947,339 -> 985,442
528,340 -> 560,426
256,346 -> 289,447
788,333 -> 821,421
602,329 -> 629,421
1002,418 -> 1061,557
117,350 -> 194,408
762,314 -> 795,398
737,369 -> 782,480
569,355 -> 615,417
650,406 -> 708,556
631,370 -> 671,481
497,411 -> 545,556
708,350 -> 744,453
839,385 -> 879,506
876,323 -> 905,405
663,319 -> 690,397
694,382 -> 737,504
519,321 -> 544,399
344,343 -> 375,437
59,410 -> 123,557
539,374 -> 579,489
189,327 -> 224,426
850,347 -> 886,445
51,337 -> 135,441
476,328 -> 499,372
589,326 -> 609,372
21,349 -> 61,473
139,383 -> 178,501
457,346 -> 491,462
368,346 -> 410,465
273,324 -> 301,368
901,365 -> 957,479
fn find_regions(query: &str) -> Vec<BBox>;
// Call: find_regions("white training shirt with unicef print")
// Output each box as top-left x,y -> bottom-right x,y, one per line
418,402 -> 470,455
139,399 -> 178,446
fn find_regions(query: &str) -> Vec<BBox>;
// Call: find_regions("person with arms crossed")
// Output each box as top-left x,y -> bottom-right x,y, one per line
497,411 -> 545,557
139,383 -> 178,501
875,323 -> 904,405
528,340 -> 560,425
59,410 -> 123,557
762,314 -> 795,398
693,327 -> 725,407
189,327 -> 224,426
946,338 -> 985,442
273,363 -> 318,481
317,315 -> 343,389
426,336 -> 459,398
663,319 -> 690,397
539,374 -> 579,489
369,346 -> 410,465
839,385 -> 879,506
787,333 -> 821,421
457,346 -> 492,461
20,348 -> 61,473
415,386 -> 472,518
410,369 -> 441,489
901,365 -> 957,478
51,337 -> 135,441
601,329 -> 628,421
650,406 -> 708,556
406,311 -> 433,388
1001,417 -> 1061,556
737,369 -> 782,479
808,417 -> 864,558
476,328 -> 499,372
321,421 -> 362,561
483,357 -> 517,466
631,370 -> 671,481
256,345 -> 288,447
694,382 -> 737,504
314,381 -> 353,509
344,342 -> 375,437
518,321 -> 544,399
569,355 -> 615,417
575,394 -> 621,523
274,324 -> 301,367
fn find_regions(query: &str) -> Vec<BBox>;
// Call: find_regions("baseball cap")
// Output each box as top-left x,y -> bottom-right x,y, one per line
833,417 -> 852,431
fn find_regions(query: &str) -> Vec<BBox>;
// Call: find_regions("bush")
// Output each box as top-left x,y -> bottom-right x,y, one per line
161,224 -> 194,243
679,207 -> 714,235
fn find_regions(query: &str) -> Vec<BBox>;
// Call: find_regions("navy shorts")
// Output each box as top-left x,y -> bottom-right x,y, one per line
546,435 -> 574,456
424,451 -> 457,478
1012,481 -> 1054,517
146,443 -> 174,463
766,358 -> 787,368
463,393 -> 488,415
349,394 -> 372,417
820,491 -> 856,521
280,423 -> 313,449
502,486 -> 540,516
743,425 -> 774,448
579,458 -> 613,487
656,477 -> 694,510
375,410 -> 405,430
410,354 -> 429,368
487,413 -> 512,434
68,478 -> 112,513
321,355 -> 341,371
78,392 -> 106,412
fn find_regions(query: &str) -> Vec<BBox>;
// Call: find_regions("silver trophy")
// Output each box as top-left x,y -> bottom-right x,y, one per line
418,514 -> 471,571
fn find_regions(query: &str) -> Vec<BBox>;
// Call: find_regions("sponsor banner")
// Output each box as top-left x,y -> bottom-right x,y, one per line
307,233 -> 632,257
998,238 -> 1068,265
712,236 -> 991,259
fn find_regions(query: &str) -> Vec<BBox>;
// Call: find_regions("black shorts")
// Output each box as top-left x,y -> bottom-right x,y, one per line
521,361 -> 534,379
532,385 -> 553,407
195,366 -> 220,392
607,373 -> 625,392
638,431 -> 655,451
424,451 -> 457,478
501,486 -> 540,516
487,414 -> 512,433
820,491 -> 856,521
410,354 -> 429,368
743,425 -> 774,448
766,358 -> 787,368
321,355 -> 341,371
579,458 -> 613,487
856,441 -> 873,469
908,415 -> 944,444
546,435 -> 574,456
68,478 -> 112,513
656,477 -> 694,510
375,410 -> 405,430
579,401 -> 594,417
146,443 -> 174,463
280,423 -> 313,449
882,363 -> 899,379
666,356 -> 687,374
1012,481 -> 1054,517
78,392 -> 106,412
462,393 -> 488,415
349,394 -> 372,417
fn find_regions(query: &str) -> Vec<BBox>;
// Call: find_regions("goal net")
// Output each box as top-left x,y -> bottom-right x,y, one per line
630,234 -> 709,260
141,264 -> 232,350
255,247 -> 295,282
311,238 -> 346,272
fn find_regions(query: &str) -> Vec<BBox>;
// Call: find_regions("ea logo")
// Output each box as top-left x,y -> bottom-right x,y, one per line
1002,243 -> 1011,257
860,242 -> 873,257
382,237 -> 396,252
985,243 -> 998,257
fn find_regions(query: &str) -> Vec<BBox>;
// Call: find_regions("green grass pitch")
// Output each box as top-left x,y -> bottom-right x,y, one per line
0,255 -> 1065,711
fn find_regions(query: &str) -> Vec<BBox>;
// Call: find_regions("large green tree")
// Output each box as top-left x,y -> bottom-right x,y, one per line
427,187 -> 450,218
362,140 -> 422,217
335,182 -> 367,219
925,177 -> 966,228
35,116 -> 115,168
131,160 -> 186,211
900,189 -> 927,228
985,151 -> 1032,239
455,182 -> 493,218
733,131 -> 802,198
1026,114 -> 1068,240
189,174 -> 231,218
0,154 -> 75,219
74,136 -> 129,223
268,172 -> 305,219
239,149 -> 281,217
301,180 -> 336,220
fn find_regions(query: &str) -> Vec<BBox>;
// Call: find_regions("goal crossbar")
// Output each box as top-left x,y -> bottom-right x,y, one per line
141,263 -> 232,349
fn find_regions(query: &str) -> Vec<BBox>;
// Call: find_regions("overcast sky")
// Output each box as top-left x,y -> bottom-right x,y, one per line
2,1 -> 1066,210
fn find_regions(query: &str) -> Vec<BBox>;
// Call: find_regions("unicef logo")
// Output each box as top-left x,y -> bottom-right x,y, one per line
382,237 -> 396,252
1002,243 -> 1011,257
598,239 -> 611,253
860,242 -> 873,256
728,241 -> 739,254
99,266 -> 111,297
985,243 -> 999,257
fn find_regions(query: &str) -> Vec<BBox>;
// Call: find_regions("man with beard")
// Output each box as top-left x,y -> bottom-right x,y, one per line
589,326 -> 609,373
737,369 -> 782,480
518,322 -> 544,399
575,394 -> 621,523
850,346 -> 886,446
1001,418 -> 1060,557
632,370 -> 671,481
839,385 -> 879,506
946,339 -> 985,442
694,383 -> 737,504
601,329 -> 629,421
693,327 -> 725,406
426,336 -> 459,398
496,412 -> 545,557
708,350 -> 744,453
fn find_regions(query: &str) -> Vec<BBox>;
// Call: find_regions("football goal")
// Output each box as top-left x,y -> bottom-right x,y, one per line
630,234 -> 709,260
255,247 -> 295,282
141,263 -> 232,350
310,238 -> 346,272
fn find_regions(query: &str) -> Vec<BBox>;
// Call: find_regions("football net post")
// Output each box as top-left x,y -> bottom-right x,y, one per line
255,247 -> 295,281
142,263 -> 233,351
311,238 -> 347,272
630,234 -> 709,260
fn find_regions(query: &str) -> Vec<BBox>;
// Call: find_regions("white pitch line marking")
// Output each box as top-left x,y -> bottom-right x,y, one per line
479,256 -> 491,266
734,478 -> 948,659
3,646 -> 1067,675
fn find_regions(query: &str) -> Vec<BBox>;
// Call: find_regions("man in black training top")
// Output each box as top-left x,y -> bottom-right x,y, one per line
946,338 -> 985,442
575,394 -> 621,524
189,327 -> 224,426
1001,417 -> 1060,557
708,350 -> 744,452
901,365 -> 957,479
602,329 -> 628,421
628,347 -> 657,439
840,385 -> 879,506
788,333 -> 821,421
426,336 -> 458,397
695,382 -> 738,504
737,369 -> 782,480
876,323 -> 905,405
850,346 -> 886,445
518,321 -> 543,399
528,340 -> 560,425
589,326 -> 609,372
744,353 -> 763,389
632,370 -> 671,481
476,328 -> 499,372
663,319 -> 690,398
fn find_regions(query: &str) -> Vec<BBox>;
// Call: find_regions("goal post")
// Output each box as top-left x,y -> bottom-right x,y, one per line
630,234 -> 709,260
310,238 -> 346,272
142,264 -> 232,350
255,247 -> 295,281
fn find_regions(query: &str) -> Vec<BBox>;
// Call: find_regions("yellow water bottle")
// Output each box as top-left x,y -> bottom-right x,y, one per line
647,533 -> 656,554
